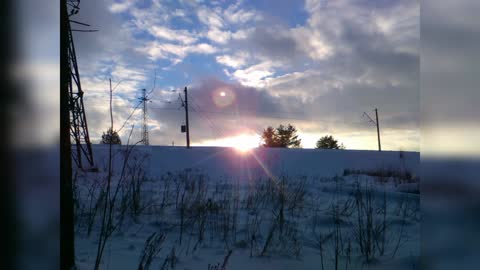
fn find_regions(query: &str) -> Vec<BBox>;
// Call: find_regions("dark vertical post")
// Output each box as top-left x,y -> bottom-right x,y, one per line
375,108 -> 381,151
142,88 -> 149,145
61,0 -> 75,269
184,87 -> 190,148
138,88 -> 149,145
1,0 -> 17,268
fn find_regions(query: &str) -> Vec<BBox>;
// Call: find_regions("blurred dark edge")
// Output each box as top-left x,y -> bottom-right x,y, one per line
421,0 -> 480,269
1,0 -> 18,269
1,0 -> 60,269
421,158 -> 480,269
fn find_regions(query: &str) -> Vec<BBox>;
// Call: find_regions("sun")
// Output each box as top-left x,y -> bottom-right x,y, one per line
230,134 -> 259,153
219,91 -> 226,97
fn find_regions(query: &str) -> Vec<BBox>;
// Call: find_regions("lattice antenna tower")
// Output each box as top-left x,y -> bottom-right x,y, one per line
66,0 -> 95,168
139,88 -> 150,145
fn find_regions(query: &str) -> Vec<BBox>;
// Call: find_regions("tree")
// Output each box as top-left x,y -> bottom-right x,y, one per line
315,135 -> 345,149
101,127 -> 122,145
261,126 -> 279,147
261,124 -> 301,148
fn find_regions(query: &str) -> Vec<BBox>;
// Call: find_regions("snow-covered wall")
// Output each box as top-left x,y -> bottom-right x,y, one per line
91,145 -> 419,180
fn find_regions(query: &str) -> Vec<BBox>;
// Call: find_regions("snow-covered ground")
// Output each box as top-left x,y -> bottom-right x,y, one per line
74,145 -> 420,270
91,145 -> 419,179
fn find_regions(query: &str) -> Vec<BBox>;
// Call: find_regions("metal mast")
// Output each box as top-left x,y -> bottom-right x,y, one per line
139,88 -> 150,145
67,0 -> 95,168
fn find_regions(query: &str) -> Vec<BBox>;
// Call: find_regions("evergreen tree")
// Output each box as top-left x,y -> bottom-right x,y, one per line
261,124 -> 301,148
316,135 -> 344,149
101,128 -> 122,145
261,126 -> 279,147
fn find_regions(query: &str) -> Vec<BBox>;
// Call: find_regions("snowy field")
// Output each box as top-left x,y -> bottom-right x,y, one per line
74,145 -> 420,270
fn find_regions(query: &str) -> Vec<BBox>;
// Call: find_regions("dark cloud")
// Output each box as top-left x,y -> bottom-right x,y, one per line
308,81 -> 419,130
189,78 -> 291,117
145,78 -> 312,145
249,27 -> 298,60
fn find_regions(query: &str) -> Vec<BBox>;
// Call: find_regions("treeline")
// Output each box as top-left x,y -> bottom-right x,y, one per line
261,124 -> 345,149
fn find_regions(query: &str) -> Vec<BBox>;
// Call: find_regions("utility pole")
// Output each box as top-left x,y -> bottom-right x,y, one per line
375,108 -> 381,152
184,86 -> 190,148
139,88 -> 149,145
363,108 -> 382,151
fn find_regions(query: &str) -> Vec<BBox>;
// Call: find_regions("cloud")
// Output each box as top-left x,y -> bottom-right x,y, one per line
197,7 -> 225,29
231,61 -> 282,88
66,0 -> 420,151
205,28 -> 232,44
223,2 -> 262,24
249,27 -> 299,60
216,52 -> 250,68
148,26 -> 198,44
108,0 -> 134,13
231,28 -> 253,40
136,42 -> 217,62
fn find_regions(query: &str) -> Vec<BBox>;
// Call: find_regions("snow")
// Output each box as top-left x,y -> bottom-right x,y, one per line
74,145 -> 420,269
92,145 -> 419,179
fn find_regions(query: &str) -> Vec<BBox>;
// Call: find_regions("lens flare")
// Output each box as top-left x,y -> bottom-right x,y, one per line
212,87 -> 235,108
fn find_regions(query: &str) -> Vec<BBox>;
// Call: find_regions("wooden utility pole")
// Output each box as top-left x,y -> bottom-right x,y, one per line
363,108 -> 382,152
184,87 -> 190,148
60,0 -> 75,269
375,108 -> 381,151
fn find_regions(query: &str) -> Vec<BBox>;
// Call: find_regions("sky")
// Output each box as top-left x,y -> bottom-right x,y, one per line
20,0 -> 421,151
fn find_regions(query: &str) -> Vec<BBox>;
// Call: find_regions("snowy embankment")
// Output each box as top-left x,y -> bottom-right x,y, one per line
91,145 -> 419,180
75,145 -> 420,270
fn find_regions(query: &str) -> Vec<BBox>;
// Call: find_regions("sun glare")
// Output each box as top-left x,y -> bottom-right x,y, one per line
220,91 -> 226,97
196,133 -> 261,153
230,134 -> 259,153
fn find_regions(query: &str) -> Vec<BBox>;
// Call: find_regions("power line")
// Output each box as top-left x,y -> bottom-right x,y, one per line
117,101 -> 143,133
191,105 -> 226,138
86,102 -> 367,126
187,94 -> 226,137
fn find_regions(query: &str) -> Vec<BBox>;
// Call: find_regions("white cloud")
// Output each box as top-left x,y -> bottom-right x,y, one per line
289,25 -> 334,60
216,52 -> 249,68
197,7 -> 225,29
136,41 -> 217,62
206,28 -> 232,44
108,0 -> 133,13
223,3 -> 261,24
149,26 -> 198,44
231,28 -> 254,40
231,61 -> 281,88
192,43 -> 217,54
111,65 -> 148,85
263,69 -> 342,100
196,2 -> 261,44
